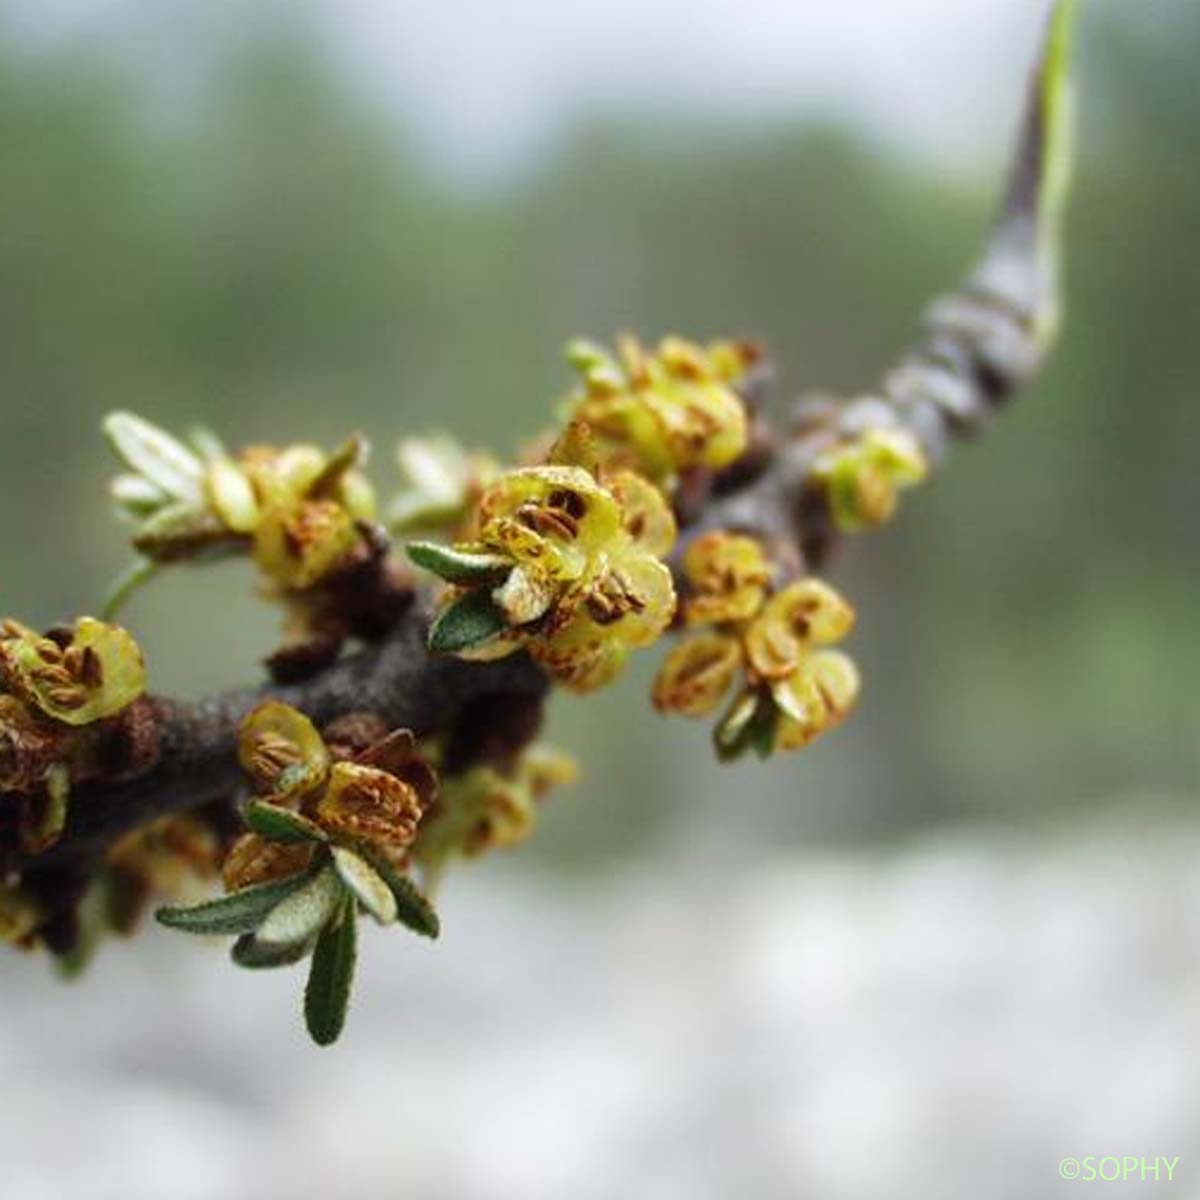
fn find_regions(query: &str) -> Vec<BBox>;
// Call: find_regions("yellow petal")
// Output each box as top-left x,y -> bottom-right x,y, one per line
594,554 -> 676,649
530,615 -> 629,692
769,579 -> 856,645
772,650 -> 860,752
206,456 -> 260,534
607,470 -> 677,558
744,579 -> 854,682
810,649 -> 861,718
651,632 -> 741,717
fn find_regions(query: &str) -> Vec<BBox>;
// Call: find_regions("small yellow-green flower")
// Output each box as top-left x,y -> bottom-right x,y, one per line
104,412 -> 377,598
564,335 -> 753,481
811,425 -> 927,532
0,616 -> 146,852
411,461 -> 676,693
0,617 -> 145,727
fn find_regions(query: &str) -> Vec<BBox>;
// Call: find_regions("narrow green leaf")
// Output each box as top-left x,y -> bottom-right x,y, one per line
332,847 -> 397,925
243,800 -> 328,844
713,690 -> 760,763
361,852 -> 440,939
428,589 -> 510,654
103,411 -> 205,505
156,871 -> 312,936
231,932 -> 316,970
256,865 -> 344,948
407,541 -> 512,585
747,698 -> 780,761
304,897 -> 357,1047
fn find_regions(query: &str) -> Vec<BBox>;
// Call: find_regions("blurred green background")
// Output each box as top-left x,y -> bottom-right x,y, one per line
1,0 -> 1196,871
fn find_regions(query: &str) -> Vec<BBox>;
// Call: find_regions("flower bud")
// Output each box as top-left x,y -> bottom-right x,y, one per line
813,426 -> 927,532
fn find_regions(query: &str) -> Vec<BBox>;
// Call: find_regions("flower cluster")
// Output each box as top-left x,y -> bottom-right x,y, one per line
413,743 -> 578,892
157,702 -> 440,1046
410,450 -> 677,692
652,533 -> 860,758
104,411 -> 377,599
811,425 -> 927,532
0,616 -> 146,850
564,336 -> 755,482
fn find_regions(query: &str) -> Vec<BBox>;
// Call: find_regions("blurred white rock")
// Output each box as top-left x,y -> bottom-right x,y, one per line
2,810 -> 1198,1200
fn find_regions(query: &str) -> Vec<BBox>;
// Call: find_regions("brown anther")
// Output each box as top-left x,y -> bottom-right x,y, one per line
30,665 -> 71,688
517,503 -> 579,541
585,594 -> 622,625
547,489 -> 587,520
34,640 -> 64,663
249,732 -> 305,780
79,646 -> 104,690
